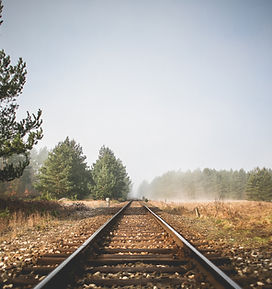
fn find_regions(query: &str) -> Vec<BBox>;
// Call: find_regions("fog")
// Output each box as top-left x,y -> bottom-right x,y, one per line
2,1 -> 272,189
135,168 -> 248,201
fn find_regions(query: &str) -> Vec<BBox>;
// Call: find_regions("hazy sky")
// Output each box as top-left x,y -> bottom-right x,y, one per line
1,0 -> 272,189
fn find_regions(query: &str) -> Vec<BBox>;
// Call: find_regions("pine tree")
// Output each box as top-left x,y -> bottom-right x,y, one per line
0,1 -> 43,181
230,169 -> 247,199
91,146 -> 131,200
0,147 -> 49,198
246,168 -> 272,201
35,137 -> 91,199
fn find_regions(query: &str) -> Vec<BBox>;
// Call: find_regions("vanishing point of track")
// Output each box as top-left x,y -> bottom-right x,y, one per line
7,201 -> 243,288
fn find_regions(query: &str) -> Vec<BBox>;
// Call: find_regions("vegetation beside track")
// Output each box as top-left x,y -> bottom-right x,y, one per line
139,167 -> 272,201
150,200 -> 272,288
0,198 -> 122,238
152,200 -> 272,247
0,204 -> 119,287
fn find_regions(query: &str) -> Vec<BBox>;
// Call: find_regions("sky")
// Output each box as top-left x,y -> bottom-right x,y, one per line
1,0 -> 272,191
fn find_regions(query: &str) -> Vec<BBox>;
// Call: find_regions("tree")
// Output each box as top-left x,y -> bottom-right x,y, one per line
0,147 -> 49,198
30,147 -> 49,176
138,168 -> 252,201
91,146 -> 131,200
35,137 -> 91,199
0,1 -> 43,182
246,167 -> 272,201
230,169 -> 247,199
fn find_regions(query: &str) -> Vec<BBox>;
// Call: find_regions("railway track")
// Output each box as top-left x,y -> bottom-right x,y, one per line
4,201 -> 243,288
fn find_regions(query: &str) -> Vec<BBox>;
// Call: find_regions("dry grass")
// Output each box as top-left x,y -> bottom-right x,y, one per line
0,210 -> 57,240
58,199 -> 125,212
0,198 -> 123,239
60,199 -> 111,208
0,198 -> 72,238
151,200 -> 272,246
152,200 -> 271,220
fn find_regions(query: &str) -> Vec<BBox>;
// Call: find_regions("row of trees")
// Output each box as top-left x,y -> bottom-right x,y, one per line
0,2 -> 131,201
1,2 -> 270,203
0,138 -> 131,200
246,167 -> 272,201
138,168 -> 272,202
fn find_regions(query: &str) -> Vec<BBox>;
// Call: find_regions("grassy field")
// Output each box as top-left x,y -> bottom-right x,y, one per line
0,198 -> 117,239
151,200 -> 272,247
1,198 -> 271,247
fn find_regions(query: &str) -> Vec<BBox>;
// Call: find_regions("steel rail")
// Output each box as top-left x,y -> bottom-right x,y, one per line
34,201 -> 132,289
143,203 -> 242,289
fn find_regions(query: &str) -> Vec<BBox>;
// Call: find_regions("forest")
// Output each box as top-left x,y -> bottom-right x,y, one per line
1,146 -> 272,202
0,139 -> 131,201
138,167 -> 272,202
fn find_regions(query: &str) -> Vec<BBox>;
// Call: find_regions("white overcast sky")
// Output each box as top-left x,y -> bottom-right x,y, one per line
1,0 -> 272,189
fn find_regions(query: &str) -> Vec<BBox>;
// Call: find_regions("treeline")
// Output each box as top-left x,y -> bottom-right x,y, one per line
0,137 -> 131,200
0,148 -> 49,198
138,168 -> 272,202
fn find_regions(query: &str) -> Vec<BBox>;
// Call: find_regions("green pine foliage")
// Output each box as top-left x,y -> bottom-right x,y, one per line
0,2 -> 43,182
246,168 -> 272,201
91,146 -> 131,200
35,137 -> 91,200
0,148 -> 49,198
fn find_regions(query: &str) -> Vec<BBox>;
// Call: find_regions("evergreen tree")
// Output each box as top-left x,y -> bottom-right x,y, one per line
91,146 -> 131,200
30,147 -> 49,176
0,1 -> 43,181
230,169 -> 247,199
202,168 -> 218,198
137,167 -> 272,202
246,167 -> 272,201
0,147 -> 49,198
35,137 -> 90,199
